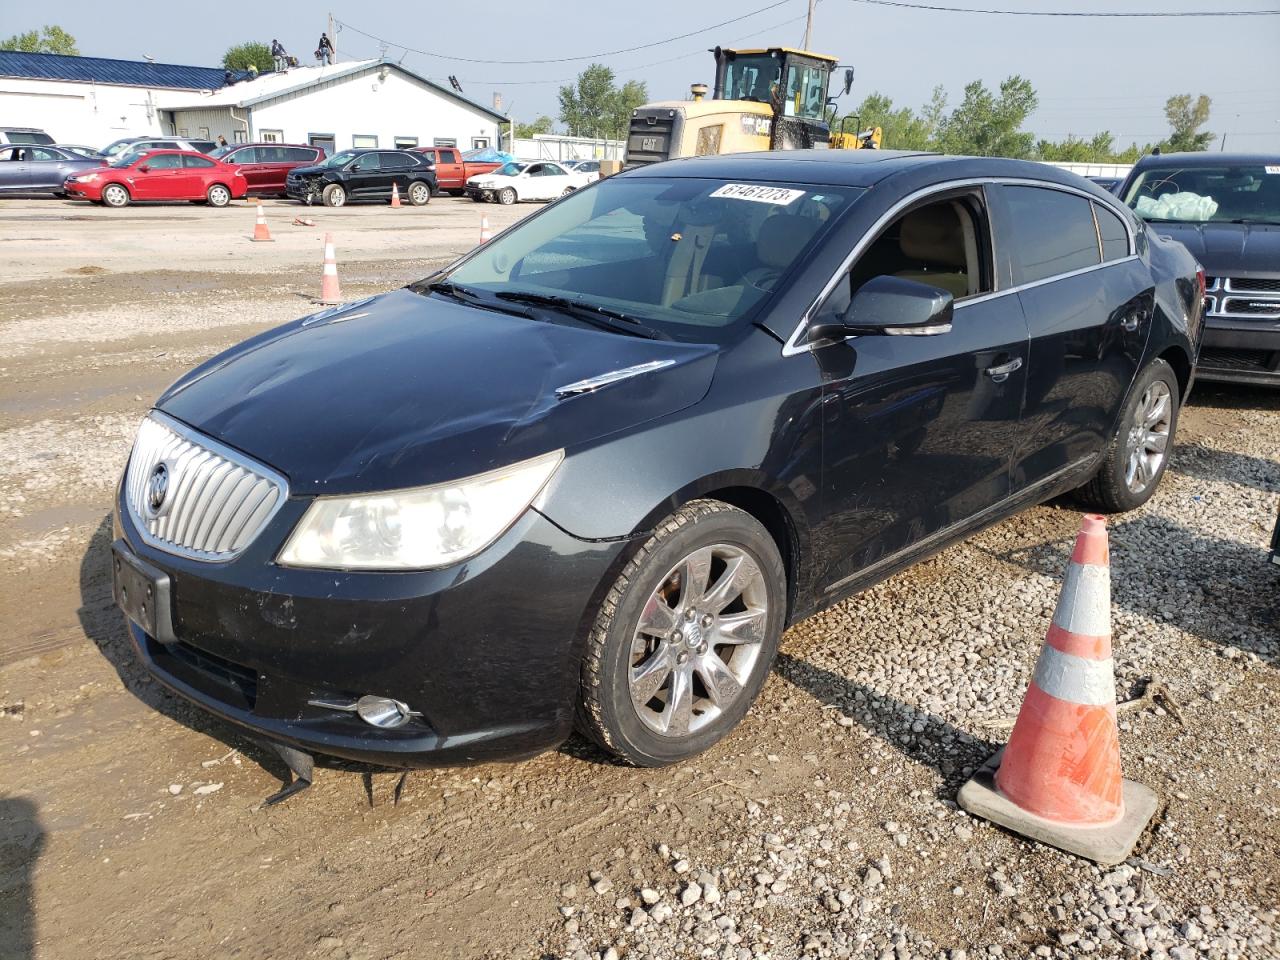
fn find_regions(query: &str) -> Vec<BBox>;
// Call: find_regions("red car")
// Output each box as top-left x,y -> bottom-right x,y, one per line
64,149 -> 247,208
210,142 -> 326,197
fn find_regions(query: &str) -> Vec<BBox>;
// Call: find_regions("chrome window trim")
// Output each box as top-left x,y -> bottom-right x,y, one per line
125,410 -> 291,563
781,175 -> 1136,358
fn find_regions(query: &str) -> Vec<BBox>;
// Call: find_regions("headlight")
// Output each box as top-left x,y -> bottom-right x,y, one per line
74,173 -> 99,183
277,449 -> 563,570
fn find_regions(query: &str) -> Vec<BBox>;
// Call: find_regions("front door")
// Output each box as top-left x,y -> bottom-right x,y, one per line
813,189 -> 1029,596
346,152 -> 384,198
130,153 -> 185,199
990,184 -> 1153,491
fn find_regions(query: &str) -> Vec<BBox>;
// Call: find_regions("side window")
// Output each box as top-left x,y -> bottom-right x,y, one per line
543,163 -> 567,176
146,154 -> 184,169
183,155 -> 216,168
1093,202 -> 1129,262
440,149 -> 458,164
351,153 -> 380,172
229,147 -> 258,164
380,152 -> 413,171
30,147 -> 60,161
1003,186 -> 1100,284
282,148 -> 314,163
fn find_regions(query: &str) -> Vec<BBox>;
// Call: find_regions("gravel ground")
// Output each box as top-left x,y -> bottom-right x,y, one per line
0,198 -> 1276,960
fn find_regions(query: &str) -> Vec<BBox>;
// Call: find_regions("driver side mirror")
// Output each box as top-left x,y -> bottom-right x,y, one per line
808,275 -> 954,343
138,164 -> 150,173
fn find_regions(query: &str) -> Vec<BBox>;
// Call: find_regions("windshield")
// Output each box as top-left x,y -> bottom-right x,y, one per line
494,162 -> 526,177
1123,164 -> 1280,225
101,139 -> 137,157
210,144 -> 233,158
108,151 -> 144,169
322,150 -> 359,168
724,53 -> 781,103
441,176 -> 859,342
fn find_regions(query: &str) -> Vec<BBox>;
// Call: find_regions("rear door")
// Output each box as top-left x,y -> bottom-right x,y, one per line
27,147 -> 75,191
379,152 -> 415,196
436,148 -> 462,189
989,184 -> 1153,491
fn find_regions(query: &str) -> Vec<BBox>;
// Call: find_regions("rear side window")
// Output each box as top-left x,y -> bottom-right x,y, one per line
1003,186 -> 1100,284
283,148 -> 317,163
380,152 -> 414,170
1093,203 -> 1129,262
441,150 -> 458,164
184,155 -> 216,168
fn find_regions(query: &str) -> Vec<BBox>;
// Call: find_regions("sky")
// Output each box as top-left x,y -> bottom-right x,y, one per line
4,0 -> 1279,151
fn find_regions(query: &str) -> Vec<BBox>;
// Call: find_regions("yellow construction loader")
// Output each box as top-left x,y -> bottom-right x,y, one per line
624,46 -> 881,167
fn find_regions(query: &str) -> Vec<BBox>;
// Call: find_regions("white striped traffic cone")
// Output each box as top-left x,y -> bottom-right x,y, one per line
251,200 -> 273,241
957,514 -> 1157,865
317,233 -> 341,305
479,215 -> 494,243
390,182 -> 402,208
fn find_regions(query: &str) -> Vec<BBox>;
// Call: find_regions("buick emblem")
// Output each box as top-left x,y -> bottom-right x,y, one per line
147,462 -> 171,516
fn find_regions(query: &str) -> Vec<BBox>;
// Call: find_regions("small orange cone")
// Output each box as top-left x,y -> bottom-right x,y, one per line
251,201 -> 273,242
479,215 -> 494,243
957,514 -> 1157,865
390,182 -> 402,208
317,233 -> 341,305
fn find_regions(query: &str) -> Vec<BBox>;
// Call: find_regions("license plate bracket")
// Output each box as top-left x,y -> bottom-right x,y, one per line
111,539 -> 176,644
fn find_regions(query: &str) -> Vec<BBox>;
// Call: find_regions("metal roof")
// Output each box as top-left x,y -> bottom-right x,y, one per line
0,50 -> 229,90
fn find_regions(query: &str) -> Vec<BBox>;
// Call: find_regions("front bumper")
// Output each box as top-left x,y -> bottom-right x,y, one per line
1196,317 -> 1280,386
466,185 -> 496,201
285,179 -> 319,201
116,492 -> 625,767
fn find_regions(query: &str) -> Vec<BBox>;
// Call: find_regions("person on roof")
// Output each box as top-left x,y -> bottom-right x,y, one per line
271,39 -> 287,72
317,33 -> 334,66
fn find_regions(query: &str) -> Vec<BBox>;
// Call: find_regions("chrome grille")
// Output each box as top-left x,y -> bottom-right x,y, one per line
1225,277 -> 1280,293
1205,276 -> 1280,320
124,412 -> 288,561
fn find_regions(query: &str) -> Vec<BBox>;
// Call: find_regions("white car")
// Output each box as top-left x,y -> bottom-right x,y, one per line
466,161 -> 593,205
565,159 -> 602,183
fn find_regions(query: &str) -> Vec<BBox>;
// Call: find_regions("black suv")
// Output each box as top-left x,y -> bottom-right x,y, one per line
285,149 -> 437,207
1118,152 -> 1280,387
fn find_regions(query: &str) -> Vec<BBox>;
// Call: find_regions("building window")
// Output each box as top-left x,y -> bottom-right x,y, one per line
198,126 -> 210,139
352,134 -> 378,149
178,128 -> 189,137
472,137 -> 490,150
394,136 -> 419,149
260,129 -> 283,143
432,138 -> 457,147
232,129 -> 248,144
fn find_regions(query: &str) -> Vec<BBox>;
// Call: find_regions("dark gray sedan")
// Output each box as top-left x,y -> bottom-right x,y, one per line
0,144 -> 103,197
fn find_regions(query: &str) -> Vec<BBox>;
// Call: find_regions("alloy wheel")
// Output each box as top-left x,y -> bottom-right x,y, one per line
103,184 -> 128,207
627,544 -> 769,738
1124,380 -> 1172,493
208,185 -> 230,207
409,183 -> 429,205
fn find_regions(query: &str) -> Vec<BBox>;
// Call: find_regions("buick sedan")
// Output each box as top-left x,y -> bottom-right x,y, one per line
112,151 -> 1203,773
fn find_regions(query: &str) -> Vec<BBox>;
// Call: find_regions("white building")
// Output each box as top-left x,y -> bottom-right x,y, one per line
0,51 -> 506,154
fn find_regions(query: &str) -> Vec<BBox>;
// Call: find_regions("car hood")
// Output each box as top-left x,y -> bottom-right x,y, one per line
287,163 -> 330,177
156,288 -> 719,495
1146,221 -> 1280,278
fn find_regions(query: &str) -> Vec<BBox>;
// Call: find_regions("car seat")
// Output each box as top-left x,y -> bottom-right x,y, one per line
892,203 -> 975,299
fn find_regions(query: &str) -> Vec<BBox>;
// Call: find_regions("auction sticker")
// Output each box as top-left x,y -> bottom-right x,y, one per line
1266,166 -> 1280,175
710,184 -> 806,205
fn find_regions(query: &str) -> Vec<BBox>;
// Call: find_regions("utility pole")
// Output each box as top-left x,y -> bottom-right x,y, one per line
328,12 -> 337,62
802,0 -> 817,50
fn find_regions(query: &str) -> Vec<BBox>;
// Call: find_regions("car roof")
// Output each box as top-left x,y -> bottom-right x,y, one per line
622,150 -> 1107,190
1131,151 -> 1279,168
231,142 -> 317,148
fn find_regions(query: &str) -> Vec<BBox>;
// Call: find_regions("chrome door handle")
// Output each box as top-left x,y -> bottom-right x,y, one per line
983,356 -> 1023,382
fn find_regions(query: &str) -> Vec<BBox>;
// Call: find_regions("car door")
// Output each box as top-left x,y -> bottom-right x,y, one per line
27,146 -> 73,192
182,154 -> 219,198
989,184 -> 1153,492
223,146 -> 262,191
379,152 -> 414,196
811,186 -> 1030,596
346,152 -> 382,198
523,163 -> 556,200
437,148 -> 462,189
0,145 -> 28,192
130,153 -> 185,199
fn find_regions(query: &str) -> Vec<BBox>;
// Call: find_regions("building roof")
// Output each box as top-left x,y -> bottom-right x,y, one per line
160,59 -> 507,123
0,50 -> 229,90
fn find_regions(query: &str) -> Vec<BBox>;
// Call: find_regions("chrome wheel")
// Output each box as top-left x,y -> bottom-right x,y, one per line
207,184 -> 230,207
102,184 -> 129,208
627,544 -> 768,738
1124,380 -> 1171,493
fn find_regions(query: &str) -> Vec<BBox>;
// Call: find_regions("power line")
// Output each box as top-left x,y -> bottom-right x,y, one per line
849,0 -> 1280,14
336,0 -> 797,66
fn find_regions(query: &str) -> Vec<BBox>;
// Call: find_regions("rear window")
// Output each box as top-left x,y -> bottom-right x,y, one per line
1003,186 -> 1101,284
1122,163 -> 1280,225
191,141 -> 217,153
4,130 -> 53,144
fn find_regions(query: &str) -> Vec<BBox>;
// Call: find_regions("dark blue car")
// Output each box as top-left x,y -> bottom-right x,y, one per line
111,151 -> 1202,775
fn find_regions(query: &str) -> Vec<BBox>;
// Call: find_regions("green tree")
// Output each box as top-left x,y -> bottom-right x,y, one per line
937,75 -> 1038,158
1162,93 -> 1214,152
222,42 -> 274,74
1,24 -> 79,55
558,65 -> 648,140
609,79 -> 650,140
515,116 -> 555,139
843,92 -> 936,151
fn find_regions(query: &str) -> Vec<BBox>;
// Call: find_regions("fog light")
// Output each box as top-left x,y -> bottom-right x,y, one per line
355,695 -> 417,728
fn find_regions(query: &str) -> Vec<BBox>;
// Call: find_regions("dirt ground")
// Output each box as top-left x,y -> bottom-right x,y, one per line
1,196 -> 1277,960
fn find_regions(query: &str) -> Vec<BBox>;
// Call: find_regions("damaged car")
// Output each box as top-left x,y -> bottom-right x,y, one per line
112,150 -> 1202,779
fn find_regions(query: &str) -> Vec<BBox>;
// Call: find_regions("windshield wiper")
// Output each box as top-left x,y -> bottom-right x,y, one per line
494,291 -> 670,340
421,280 -> 535,319
1227,218 -> 1280,226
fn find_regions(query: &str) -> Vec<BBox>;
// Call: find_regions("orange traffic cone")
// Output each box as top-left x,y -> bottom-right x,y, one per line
390,182 -> 402,208
957,515 -> 1157,865
251,201 -> 273,242
479,215 -> 494,243
317,233 -> 341,305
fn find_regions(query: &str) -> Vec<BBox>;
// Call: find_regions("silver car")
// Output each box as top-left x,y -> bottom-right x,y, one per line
0,144 -> 102,197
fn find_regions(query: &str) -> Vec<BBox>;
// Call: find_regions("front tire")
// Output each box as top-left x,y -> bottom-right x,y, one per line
101,183 -> 130,208
497,187 -> 517,205
207,184 -> 231,207
1076,358 -> 1179,513
408,181 -> 431,206
578,500 -> 786,766
323,184 -> 346,207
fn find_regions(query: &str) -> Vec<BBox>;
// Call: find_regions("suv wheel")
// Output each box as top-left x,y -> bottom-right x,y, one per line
101,183 -> 130,208
323,184 -> 346,208
578,500 -> 785,766
408,181 -> 431,206
1076,358 -> 1179,513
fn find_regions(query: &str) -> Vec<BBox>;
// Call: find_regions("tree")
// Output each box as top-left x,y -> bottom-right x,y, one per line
558,65 -> 648,140
515,116 -> 555,139
1162,93 -> 1214,152
842,91 -> 937,151
937,75 -> 1038,159
1,24 -> 78,55
223,42 -> 274,74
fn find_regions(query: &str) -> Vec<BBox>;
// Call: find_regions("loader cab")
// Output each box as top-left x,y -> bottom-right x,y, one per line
712,47 -> 838,123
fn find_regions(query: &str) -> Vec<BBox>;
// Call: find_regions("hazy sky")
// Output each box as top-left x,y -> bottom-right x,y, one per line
4,0 -> 1278,151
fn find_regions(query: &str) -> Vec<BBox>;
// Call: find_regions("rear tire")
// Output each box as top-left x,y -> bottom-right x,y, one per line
207,184 -> 231,208
323,184 -> 346,208
408,181 -> 431,206
101,183 -> 130,208
1075,358 -> 1179,513
577,499 -> 786,767
498,187 -> 517,205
